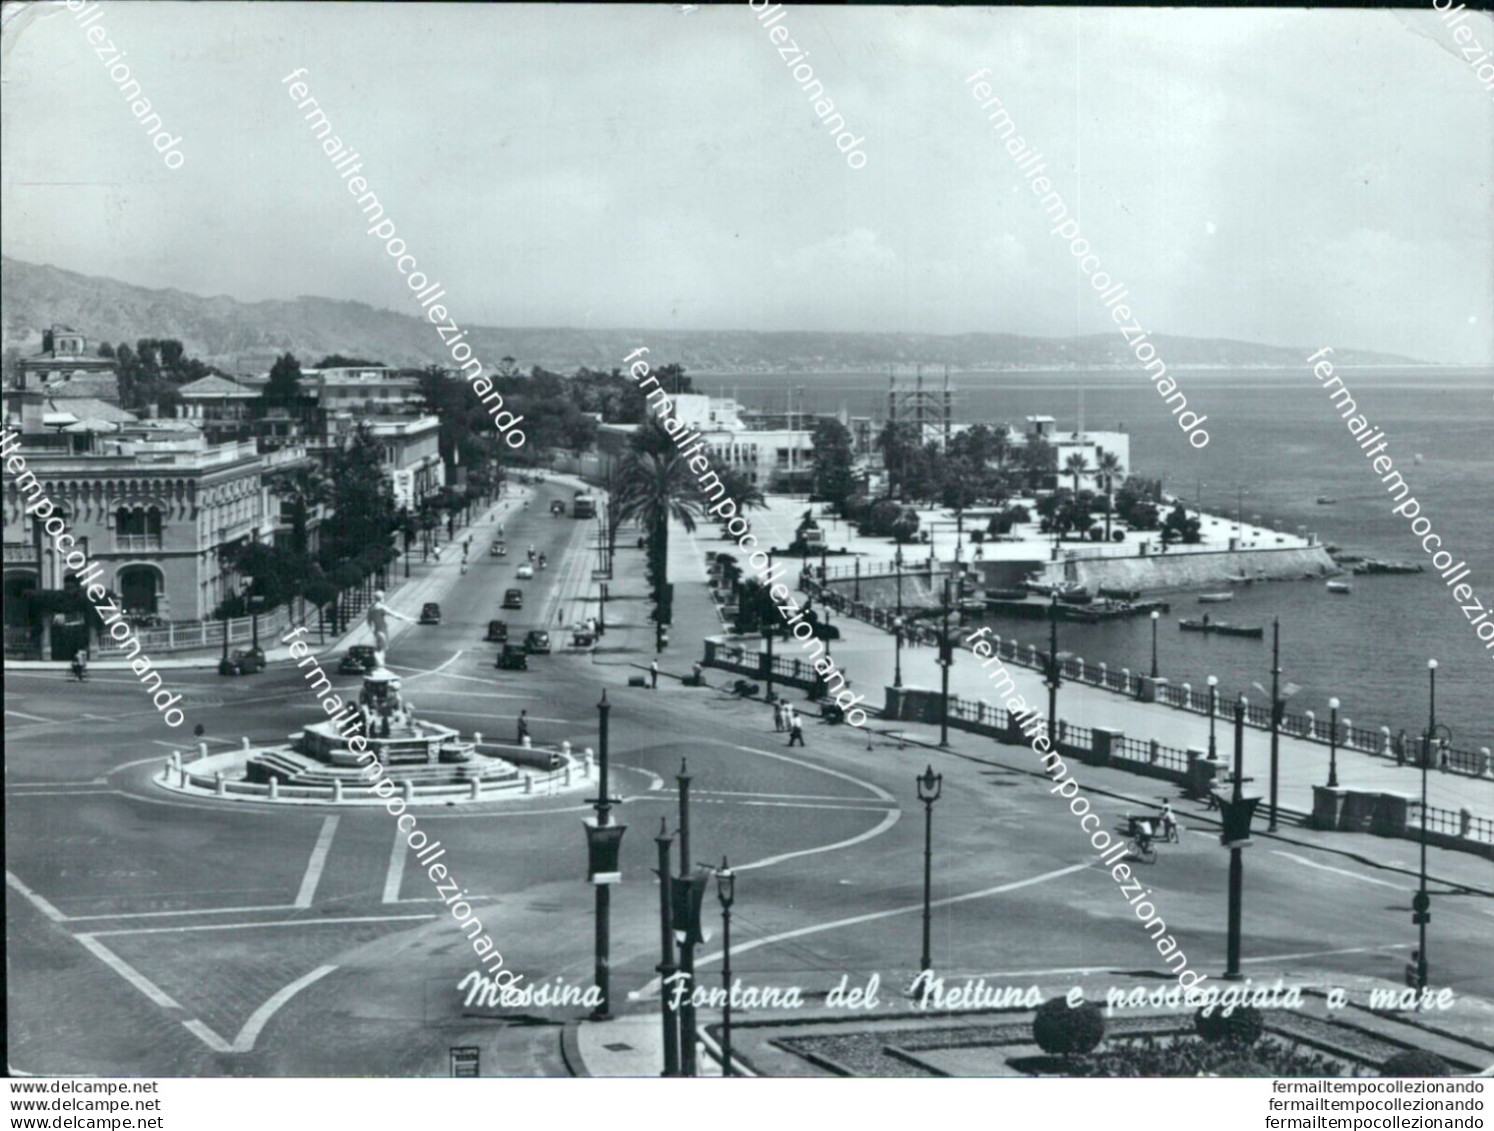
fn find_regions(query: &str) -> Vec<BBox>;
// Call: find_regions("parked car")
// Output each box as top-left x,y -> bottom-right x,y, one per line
503,588 -> 523,609
524,630 -> 551,655
490,541 -> 507,557
419,602 -> 442,625
496,644 -> 528,670
218,647 -> 266,676
516,562 -> 535,579
484,619 -> 509,643
338,644 -> 378,674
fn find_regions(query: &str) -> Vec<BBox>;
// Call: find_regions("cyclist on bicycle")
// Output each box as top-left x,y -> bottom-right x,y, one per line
1133,818 -> 1155,855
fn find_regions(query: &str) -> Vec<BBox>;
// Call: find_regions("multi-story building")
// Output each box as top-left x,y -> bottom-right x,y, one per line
2,424 -> 273,623
1009,415 -> 1130,491
14,325 -> 122,404
176,374 -> 260,443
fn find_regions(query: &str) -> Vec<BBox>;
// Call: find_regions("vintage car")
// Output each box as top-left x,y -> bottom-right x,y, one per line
338,644 -> 378,674
218,647 -> 266,676
419,602 -> 442,625
484,620 -> 509,643
524,630 -> 551,655
502,588 -> 524,610
490,541 -> 507,557
516,563 -> 535,580
496,644 -> 529,671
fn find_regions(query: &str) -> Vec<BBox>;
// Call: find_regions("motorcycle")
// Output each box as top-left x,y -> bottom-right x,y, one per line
70,659 -> 88,681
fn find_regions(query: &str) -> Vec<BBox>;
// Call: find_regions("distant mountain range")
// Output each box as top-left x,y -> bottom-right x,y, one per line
1,257 -> 1423,375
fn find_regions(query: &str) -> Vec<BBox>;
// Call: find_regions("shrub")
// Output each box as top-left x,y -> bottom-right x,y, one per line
1032,996 -> 1106,1056
1380,1050 -> 1452,1077
1213,1058 -> 1268,1077
1195,1005 -> 1264,1045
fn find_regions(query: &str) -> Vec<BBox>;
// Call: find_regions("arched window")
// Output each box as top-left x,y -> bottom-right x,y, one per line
118,565 -> 162,615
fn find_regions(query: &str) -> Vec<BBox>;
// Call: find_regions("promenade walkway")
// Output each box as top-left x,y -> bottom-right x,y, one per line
678,519 -> 1494,827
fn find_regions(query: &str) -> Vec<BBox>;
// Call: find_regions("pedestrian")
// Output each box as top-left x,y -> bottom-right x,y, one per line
788,711 -> 805,747
773,700 -> 785,732
558,608 -> 564,625
1395,729 -> 1407,766
650,659 -> 659,689
516,710 -> 529,744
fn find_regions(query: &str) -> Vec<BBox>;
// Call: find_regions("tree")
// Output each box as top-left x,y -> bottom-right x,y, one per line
811,419 -> 856,510
1161,502 -> 1202,545
319,422 -> 398,570
263,352 -> 304,410
1063,451 -> 1089,497
1019,434 -> 1057,491
97,342 -> 115,359
314,355 -> 385,368
1095,449 -> 1124,540
875,420 -> 919,499
266,463 -> 330,556
615,445 -> 706,611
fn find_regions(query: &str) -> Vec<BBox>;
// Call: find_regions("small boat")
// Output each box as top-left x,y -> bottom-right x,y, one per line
1352,559 -> 1425,576
985,587 -> 1029,601
1055,584 -> 1094,606
1179,619 -> 1265,639
1326,580 -> 1353,594
1098,585 -> 1142,601
1198,592 -> 1234,603
958,598 -> 987,614
1316,496 -> 1338,505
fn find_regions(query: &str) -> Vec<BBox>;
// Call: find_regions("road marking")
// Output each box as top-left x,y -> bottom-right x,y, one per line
294,816 -> 340,908
383,829 -> 407,903
616,764 -> 665,791
387,684 -> 530,700
5,709 -> 56,723
1243,944 -> 1410,963
6,870 -> 68,922
230,965 -> 337,1052
1271,851 -> 1405,890
88,914 -> 437,938
65,903 -> 302,922
723,742 -> 895,802
8,789 -> 117,798
421,709 -> 574,725
73,934 -> 185,1010
428,651 -> 463,676
630,861 -> 1092,1001
735,805 -> 901,872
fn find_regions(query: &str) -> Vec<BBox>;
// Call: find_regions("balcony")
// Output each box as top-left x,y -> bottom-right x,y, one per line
3,542 -> 37,564
115,533 -> 164,552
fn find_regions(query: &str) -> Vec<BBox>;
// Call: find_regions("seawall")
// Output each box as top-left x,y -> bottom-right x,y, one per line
1041,545 -> 1336,593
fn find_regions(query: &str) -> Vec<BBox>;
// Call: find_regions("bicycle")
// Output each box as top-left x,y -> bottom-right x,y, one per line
1124,816 -> 1159,864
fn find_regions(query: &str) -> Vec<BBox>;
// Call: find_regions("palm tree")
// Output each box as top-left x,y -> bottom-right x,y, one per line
266,463 -> 329,557
1063,451 -> 1089,498
615,448 -> 707,607
718,467 -> 766,515
1095,449 -> 1124,540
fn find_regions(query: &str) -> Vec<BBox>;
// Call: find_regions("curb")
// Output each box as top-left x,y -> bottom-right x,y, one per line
559,1021 -> 590,1077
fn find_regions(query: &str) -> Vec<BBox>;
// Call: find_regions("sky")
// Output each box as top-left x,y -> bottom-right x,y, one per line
2,2 -> 1491,364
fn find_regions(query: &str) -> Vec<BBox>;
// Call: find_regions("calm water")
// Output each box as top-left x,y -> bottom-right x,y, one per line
715,368 -> 1494,750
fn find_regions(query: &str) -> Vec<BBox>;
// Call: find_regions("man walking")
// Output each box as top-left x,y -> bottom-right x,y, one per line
649,659 -> 659,689
773,700 -> 785,732
787,709 -> 805,747
516,710 -> 530,744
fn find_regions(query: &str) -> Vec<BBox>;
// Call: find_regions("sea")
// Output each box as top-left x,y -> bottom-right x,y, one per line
710,368 -> 1494,751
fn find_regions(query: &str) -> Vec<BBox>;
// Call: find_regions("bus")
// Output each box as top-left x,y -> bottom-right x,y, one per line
572,495 -> 597,519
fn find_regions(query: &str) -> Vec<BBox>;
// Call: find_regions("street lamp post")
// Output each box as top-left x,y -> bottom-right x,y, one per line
1150,609 -> 1160,678
1326,697 -> 1341,788
895,544 -> 904,620
715,856 -> 736,1076
1413,660 -> 1446,996
1207,675 -> 1219,762
676,758 -> 697,1077
1220,695 -> 1260,981
581,691 -> 625,1022
938,576 -> 952,748
1045,593 -> 1061,742
1268,617 -> 1282,830
653,819 -> 680,1077
917,765 -> 943,972
893,616 -> 905,689
763,552 -> 777,703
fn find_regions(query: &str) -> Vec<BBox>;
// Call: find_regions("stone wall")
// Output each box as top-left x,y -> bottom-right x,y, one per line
1038,545 -> 1336,594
